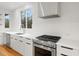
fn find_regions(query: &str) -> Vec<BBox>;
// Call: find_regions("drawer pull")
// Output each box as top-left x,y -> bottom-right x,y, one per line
61,46 -> 73,50
61,54 -> 68,56
19,40 -> 23,42
15,39 -> 17,40
25,38 -> 31,40
25,42 -> 31,45
20,36 -> 23,38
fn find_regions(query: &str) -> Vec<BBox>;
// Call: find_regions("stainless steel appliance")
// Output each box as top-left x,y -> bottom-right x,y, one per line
33,35 -> 61,56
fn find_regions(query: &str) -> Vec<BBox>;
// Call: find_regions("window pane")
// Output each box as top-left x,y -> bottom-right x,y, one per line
21,10 -> 26,28
5,14 -> 10,28
27,9 -> 32,28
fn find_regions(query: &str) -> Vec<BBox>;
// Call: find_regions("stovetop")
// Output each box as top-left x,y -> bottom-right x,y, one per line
36,35 -> 61,43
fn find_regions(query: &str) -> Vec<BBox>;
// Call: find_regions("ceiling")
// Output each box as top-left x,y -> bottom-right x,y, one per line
0,2 -> 28,11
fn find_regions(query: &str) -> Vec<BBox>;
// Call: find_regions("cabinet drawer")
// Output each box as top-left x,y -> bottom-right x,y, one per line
24,37 -> 32,43
57,45 -> 75,56
24,42 -> 33,56
17,40 -> 25,55
17,36 -> 32,43
10,36 -> 15,39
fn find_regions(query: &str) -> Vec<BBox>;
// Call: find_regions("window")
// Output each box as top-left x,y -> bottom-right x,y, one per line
21,10 -> 26,28
5,14 -> 10,28
26,8 -> 32,28
21,8 -> 32,28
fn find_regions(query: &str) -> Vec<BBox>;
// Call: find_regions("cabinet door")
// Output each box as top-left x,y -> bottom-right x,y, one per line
57,44 -> 79,56
0,33 -> 3,45
6,34 -> 10,47
3,33 -> 7,44
10,36 -> 25,55
3,33 -> 10,46
24,37 -> 32,43
25,42 -> 33,56
14,38 -> 19,51
11,37 -> 18,50
72,49 -> 79,56
17,40 -> 25,55
10,35 -> 15,48
10,36 -> 14,49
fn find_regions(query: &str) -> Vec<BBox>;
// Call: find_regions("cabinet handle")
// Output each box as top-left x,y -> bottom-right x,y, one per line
15,39 -> 17,40
61,46 -> 73,50
19,40 -> 23,42
25,42 -> 31,45
25,38 -> 31,40
61,54 -> 68,56
20,36 -> 23,38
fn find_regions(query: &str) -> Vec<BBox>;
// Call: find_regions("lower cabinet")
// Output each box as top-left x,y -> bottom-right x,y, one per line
3,33 -> 10,46
57,44 -> 79,56
17,40 -> 25,55
10,35 -> 19,52
24,42 -> 33,56
10,35 -> 33,56
0,33 -> 3,45
10,36 -> 15,49
11,36 -> 25,55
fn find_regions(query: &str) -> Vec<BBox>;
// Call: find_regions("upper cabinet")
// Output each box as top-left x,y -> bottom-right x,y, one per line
38,2 -> 60,18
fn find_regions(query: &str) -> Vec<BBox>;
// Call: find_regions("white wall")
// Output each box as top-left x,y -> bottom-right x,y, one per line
0,9 -> 12,33
0,9 -> 12,44
10,2 -> 79,40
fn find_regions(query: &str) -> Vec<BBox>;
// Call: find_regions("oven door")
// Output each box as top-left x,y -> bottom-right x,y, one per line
34,46 -> 52,56
33,43 -> 56,56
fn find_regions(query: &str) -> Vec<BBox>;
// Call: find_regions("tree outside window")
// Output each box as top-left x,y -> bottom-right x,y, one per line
5,14 -> 10,28
21,8 -> 32,28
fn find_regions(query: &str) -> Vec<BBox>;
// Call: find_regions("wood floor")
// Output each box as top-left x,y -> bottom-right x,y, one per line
0,45 -> 22,56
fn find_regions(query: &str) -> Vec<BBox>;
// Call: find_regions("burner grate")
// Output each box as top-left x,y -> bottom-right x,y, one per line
36,35 -> 61,43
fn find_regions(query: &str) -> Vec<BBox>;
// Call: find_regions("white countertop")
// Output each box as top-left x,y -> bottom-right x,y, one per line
4,31 -> 23,35
18,33 -> 42,39
4,31 -> 42,39
57,38 -> 79,50
20,33 -> 79,50
4,31 -> 79,50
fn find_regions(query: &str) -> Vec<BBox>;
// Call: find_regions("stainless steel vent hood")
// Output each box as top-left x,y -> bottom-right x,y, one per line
38,2 -> 60,18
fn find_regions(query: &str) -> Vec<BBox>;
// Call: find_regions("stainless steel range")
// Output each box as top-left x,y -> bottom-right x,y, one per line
33,35 -> 61,56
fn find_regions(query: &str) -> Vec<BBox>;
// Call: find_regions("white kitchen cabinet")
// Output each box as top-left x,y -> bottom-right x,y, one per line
10,35 -> 18,51
13,38 -> 18,51
12,36 -> 25,55
0,33 -> 3,45
22,37 -> 33,56
15,36 -> 33,56
24,37 -> 32,43
57,44 -> 79,56
10,35 -> 15,49
10,35 -> 25,55
3,33 -> 7,45
3,33 -> 10,47
10,34 -> 33,56
38,2 -> 60,18
24,42 -> 33,56
17,36 -> 33,56
17,39 -> 25,55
